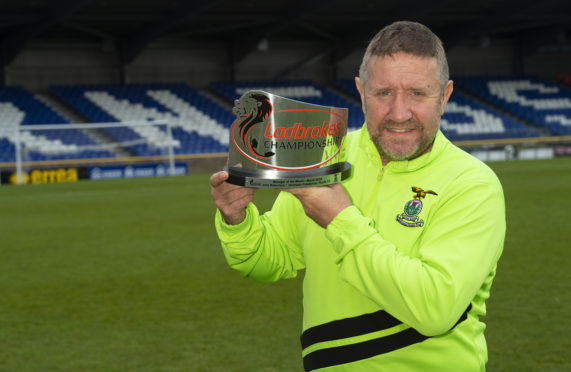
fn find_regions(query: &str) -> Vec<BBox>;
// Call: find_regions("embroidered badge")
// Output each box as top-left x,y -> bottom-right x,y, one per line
396,186 -> 438,227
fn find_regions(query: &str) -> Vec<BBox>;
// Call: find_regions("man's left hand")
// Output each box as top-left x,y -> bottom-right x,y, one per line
284,183 -> 352,228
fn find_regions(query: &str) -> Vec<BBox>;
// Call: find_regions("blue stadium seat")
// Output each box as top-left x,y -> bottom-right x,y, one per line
50,83 -> 230,156
454,76 -> 571,135
441,91 -> 541,141
0,86 -> 115,163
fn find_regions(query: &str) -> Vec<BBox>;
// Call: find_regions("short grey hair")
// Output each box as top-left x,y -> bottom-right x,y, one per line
359,21 -> 449,88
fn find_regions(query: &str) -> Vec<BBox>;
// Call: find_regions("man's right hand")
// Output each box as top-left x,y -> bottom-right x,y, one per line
210,170 -> 258,225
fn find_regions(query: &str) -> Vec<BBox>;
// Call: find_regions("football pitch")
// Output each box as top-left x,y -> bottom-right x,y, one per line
0,157 -> 570,371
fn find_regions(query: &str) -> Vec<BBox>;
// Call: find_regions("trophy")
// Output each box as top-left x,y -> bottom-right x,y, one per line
224,90 -> 352,188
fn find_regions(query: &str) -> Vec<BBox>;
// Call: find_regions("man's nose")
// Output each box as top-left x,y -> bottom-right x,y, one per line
387,94 -> 413,123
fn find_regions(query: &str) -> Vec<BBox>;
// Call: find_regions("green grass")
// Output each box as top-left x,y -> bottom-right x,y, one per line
0,157 -> 570,371
485,158 -> 571,372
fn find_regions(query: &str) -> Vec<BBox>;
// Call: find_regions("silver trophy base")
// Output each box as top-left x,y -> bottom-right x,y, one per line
225,162 -> 352,188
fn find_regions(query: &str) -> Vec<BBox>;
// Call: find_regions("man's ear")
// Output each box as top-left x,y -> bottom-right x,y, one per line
440,80 -> 454,116
355,77 -> 366,114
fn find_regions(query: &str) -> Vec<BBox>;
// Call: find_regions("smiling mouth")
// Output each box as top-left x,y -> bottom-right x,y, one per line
387,128 -> 415,133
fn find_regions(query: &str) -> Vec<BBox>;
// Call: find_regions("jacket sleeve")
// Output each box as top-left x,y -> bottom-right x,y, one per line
215,192 -> 305,282
325,178 -> 505,336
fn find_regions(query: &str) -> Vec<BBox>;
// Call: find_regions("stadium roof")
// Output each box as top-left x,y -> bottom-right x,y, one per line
0,0 -> 569,72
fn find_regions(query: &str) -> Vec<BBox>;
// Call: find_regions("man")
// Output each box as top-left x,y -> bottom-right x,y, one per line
210,21 -> 505,371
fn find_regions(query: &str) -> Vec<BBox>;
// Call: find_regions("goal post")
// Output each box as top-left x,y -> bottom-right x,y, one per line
13,121 -> 177,185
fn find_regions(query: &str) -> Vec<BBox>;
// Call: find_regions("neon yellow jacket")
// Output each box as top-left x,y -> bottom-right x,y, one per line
215,125 -> 506,371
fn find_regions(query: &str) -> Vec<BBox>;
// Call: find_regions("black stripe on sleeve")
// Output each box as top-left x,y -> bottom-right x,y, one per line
301,304 -> 472,371
303,327 -> 428,371
300,309 -> 401,350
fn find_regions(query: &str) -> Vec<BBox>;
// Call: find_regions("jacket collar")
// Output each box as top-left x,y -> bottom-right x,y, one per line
359,123 -> 450,172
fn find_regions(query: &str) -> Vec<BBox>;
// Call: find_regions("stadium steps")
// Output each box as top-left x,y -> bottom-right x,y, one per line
49,83 -> 231,155
198,88 -> 233,112
34,92 -> 133,158
453,86 -> 552,137
34,92 -> 88,123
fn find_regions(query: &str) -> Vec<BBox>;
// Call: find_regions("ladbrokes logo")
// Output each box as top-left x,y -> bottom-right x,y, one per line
264,121 -> 343,139
231,91 -> 347,171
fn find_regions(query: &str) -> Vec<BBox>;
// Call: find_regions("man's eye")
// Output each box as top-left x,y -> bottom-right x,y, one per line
412,91 -> 423,96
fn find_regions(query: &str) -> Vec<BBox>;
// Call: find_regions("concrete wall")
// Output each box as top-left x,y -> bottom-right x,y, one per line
447,40 -> 517,77
6,44 -> 121,91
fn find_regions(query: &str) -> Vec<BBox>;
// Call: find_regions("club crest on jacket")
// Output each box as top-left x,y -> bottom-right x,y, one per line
397,186 -> 438,227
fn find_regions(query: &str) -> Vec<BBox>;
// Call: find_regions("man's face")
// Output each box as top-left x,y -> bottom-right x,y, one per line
356,52 -> 453,164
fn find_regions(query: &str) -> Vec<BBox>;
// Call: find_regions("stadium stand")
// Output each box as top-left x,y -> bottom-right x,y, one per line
454,76 -> 571,135
0,86 -> 114,163
441,91 -> 541,141
1,77 -> 564,165
50,83 -> 231,156
210,80 -> 365,130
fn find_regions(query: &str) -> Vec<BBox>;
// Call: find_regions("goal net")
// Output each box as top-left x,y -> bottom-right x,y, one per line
12,121 -> 177,184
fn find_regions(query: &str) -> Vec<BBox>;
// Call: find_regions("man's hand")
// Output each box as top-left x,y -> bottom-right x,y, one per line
210,170 -> 257,225
284,183 -> 352,228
